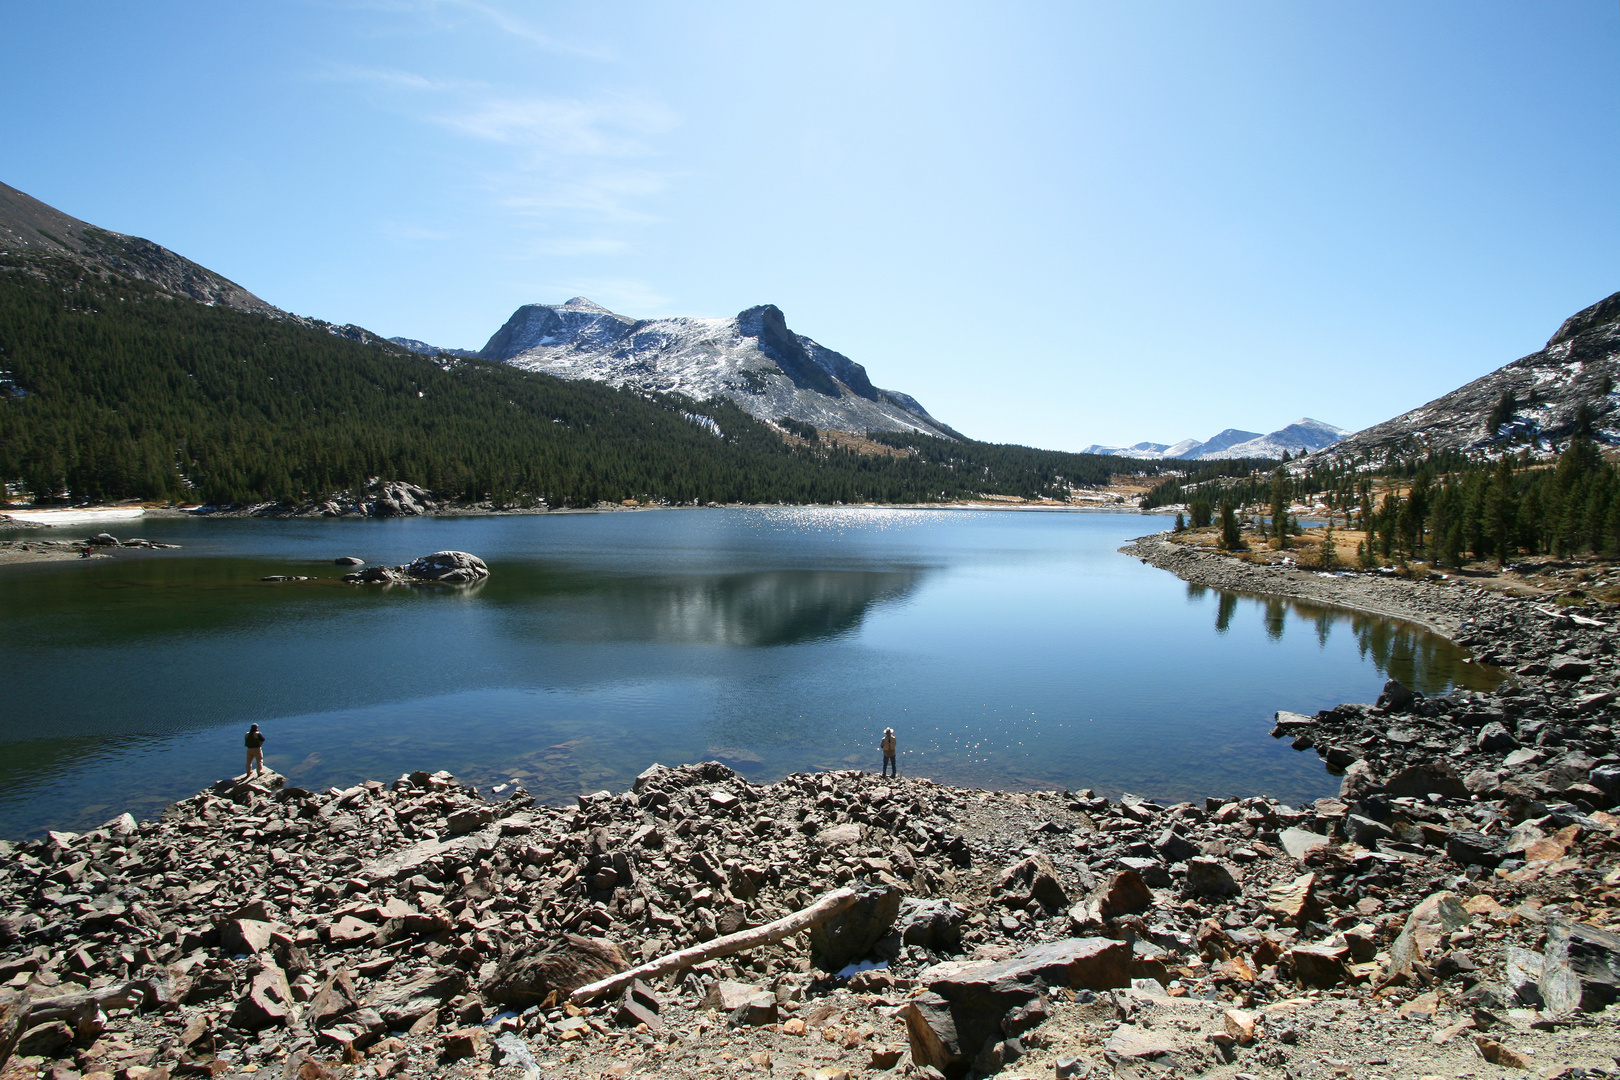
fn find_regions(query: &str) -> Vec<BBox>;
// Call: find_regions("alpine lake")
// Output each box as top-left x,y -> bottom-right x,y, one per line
0,507 -> 1500,838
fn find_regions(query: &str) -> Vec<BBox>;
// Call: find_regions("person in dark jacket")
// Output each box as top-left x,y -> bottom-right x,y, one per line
245,724 -> 265,776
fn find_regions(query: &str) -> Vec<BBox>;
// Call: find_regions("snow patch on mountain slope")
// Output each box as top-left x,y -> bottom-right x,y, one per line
479,299 -> 954,439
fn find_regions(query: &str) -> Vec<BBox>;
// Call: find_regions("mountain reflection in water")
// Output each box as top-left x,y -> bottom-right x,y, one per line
491,566 -> 927,647
0,510 -> 1500,837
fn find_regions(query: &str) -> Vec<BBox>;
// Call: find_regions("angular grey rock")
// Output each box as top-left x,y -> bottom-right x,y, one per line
1278,827 -> 1329,861
1383,761 -> 1470,799
898,897 -> 966,952
1591,764 -> 1620,800
15,1020 -> 73,1058
1345,815 -> 1391,847
1385,892 -> 1469,982
904,992 -> 964,1078
492,1031 -> 542,1078
1446,829 -> 1506,868
445,807 -> 494,837
1541,917 -> 1620,1016
1477,722 -> 1519,752
1117,856 -> 1170,889
810,878 -> 903,972
1376,679 -> 1416,711
994,853 -> 1070,910
0,989 -> 28,1071
1503,947 -> 1544,1007
1184,857 -> 1241,898
1152,826 -> 1200,864
1548,657 -> 1593,679
372,968 -> 468,1028
918,938 -> 1129,1080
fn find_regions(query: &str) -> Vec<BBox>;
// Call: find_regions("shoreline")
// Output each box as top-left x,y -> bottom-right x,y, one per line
4,499 -> 1169,527
2,528 -> 1618,1078
1118,530 -> 1511,642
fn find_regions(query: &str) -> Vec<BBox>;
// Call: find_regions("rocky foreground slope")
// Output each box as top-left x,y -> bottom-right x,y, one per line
3,542 -> 1620,1079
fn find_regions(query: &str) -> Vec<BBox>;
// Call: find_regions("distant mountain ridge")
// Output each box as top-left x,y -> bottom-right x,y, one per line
1082,418 -> 1348,461
478,298 -> 958,439
1318,290 -> 1620,463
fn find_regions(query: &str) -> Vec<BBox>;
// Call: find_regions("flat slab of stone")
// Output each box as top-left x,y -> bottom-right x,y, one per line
1104,1023 -> 1184,1063
814,823 -> 865,848
922,936 -> 1130,994
1278,827 -> 1330,861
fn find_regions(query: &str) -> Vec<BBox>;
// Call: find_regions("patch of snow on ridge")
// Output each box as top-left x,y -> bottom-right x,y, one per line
479,299 -> 953,439
683,412 -> 722,437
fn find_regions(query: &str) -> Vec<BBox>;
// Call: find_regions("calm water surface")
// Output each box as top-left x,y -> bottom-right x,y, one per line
0,508 -> 1498,837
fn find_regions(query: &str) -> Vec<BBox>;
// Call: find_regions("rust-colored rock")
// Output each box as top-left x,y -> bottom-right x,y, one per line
481,934 -> 628,1008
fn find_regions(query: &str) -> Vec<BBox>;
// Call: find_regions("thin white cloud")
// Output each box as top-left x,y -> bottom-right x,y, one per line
532,237 -> 629,257
540,278 -> 673,316
430,93 -> 676,157
315,4 -> 677,257
443,0 -> 614,61
321,0 -> 610,59
321,64 -> 485,94
497,168 -> 670,223
378,221 -> 456,242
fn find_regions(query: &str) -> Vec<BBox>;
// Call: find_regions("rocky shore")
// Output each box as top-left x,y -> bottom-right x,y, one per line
3,534 -> 1620,1080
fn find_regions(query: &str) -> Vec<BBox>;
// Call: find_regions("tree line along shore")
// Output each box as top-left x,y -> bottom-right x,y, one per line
0,532 -> 1618,1079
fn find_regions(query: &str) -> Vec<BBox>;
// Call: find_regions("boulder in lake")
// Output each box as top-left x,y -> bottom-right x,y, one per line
402,551 -> 490,584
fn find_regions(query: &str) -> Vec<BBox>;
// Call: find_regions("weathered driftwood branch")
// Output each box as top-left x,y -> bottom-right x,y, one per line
570,886 -> 858,1005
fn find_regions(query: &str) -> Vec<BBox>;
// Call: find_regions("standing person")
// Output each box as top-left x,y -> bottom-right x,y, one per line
880,727 -> 897,777
244,724 -> 265,776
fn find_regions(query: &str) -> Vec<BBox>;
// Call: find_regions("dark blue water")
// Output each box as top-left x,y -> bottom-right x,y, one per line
0,508 -> 1496,837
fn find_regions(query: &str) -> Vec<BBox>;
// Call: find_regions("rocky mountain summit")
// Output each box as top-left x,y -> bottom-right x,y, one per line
0,181 -> 281,319
0,181 -> 411,353
479,298 -> 957,439
1322,289 -> 1620,464
1083,419 -> 1348,462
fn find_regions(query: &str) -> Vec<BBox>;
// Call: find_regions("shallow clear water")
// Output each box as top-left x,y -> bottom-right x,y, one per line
0,508 -> 1497,837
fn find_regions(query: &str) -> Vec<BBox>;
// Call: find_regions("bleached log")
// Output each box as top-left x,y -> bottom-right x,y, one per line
569,886 -> 858,1005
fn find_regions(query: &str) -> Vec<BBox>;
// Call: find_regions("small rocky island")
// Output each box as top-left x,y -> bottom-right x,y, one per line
2,534 -> 1619,1079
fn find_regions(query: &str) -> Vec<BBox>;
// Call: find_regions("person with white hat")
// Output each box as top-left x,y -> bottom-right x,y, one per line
880,727 -> 897,777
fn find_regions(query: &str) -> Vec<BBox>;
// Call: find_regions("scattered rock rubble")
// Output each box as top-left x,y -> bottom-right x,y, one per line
0,534 -> 179,565
5,532 -> 1620,1079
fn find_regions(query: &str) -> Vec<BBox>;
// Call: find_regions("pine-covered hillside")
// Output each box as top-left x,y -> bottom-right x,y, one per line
0,253 -> 1140,508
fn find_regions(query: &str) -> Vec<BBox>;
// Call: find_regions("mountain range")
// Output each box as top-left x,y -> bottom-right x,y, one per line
1081,418 -> 1350,461
477,297 -> 956,439
0,180 -> 1137,508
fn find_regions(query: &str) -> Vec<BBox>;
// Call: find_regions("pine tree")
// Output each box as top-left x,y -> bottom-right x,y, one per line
1219,503 -> 1243,550
1488,454 -> 1515,566
1270,468 -> 1289,550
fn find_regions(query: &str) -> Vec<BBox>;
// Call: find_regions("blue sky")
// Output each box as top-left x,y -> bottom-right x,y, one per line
4,1 -> 1618,451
